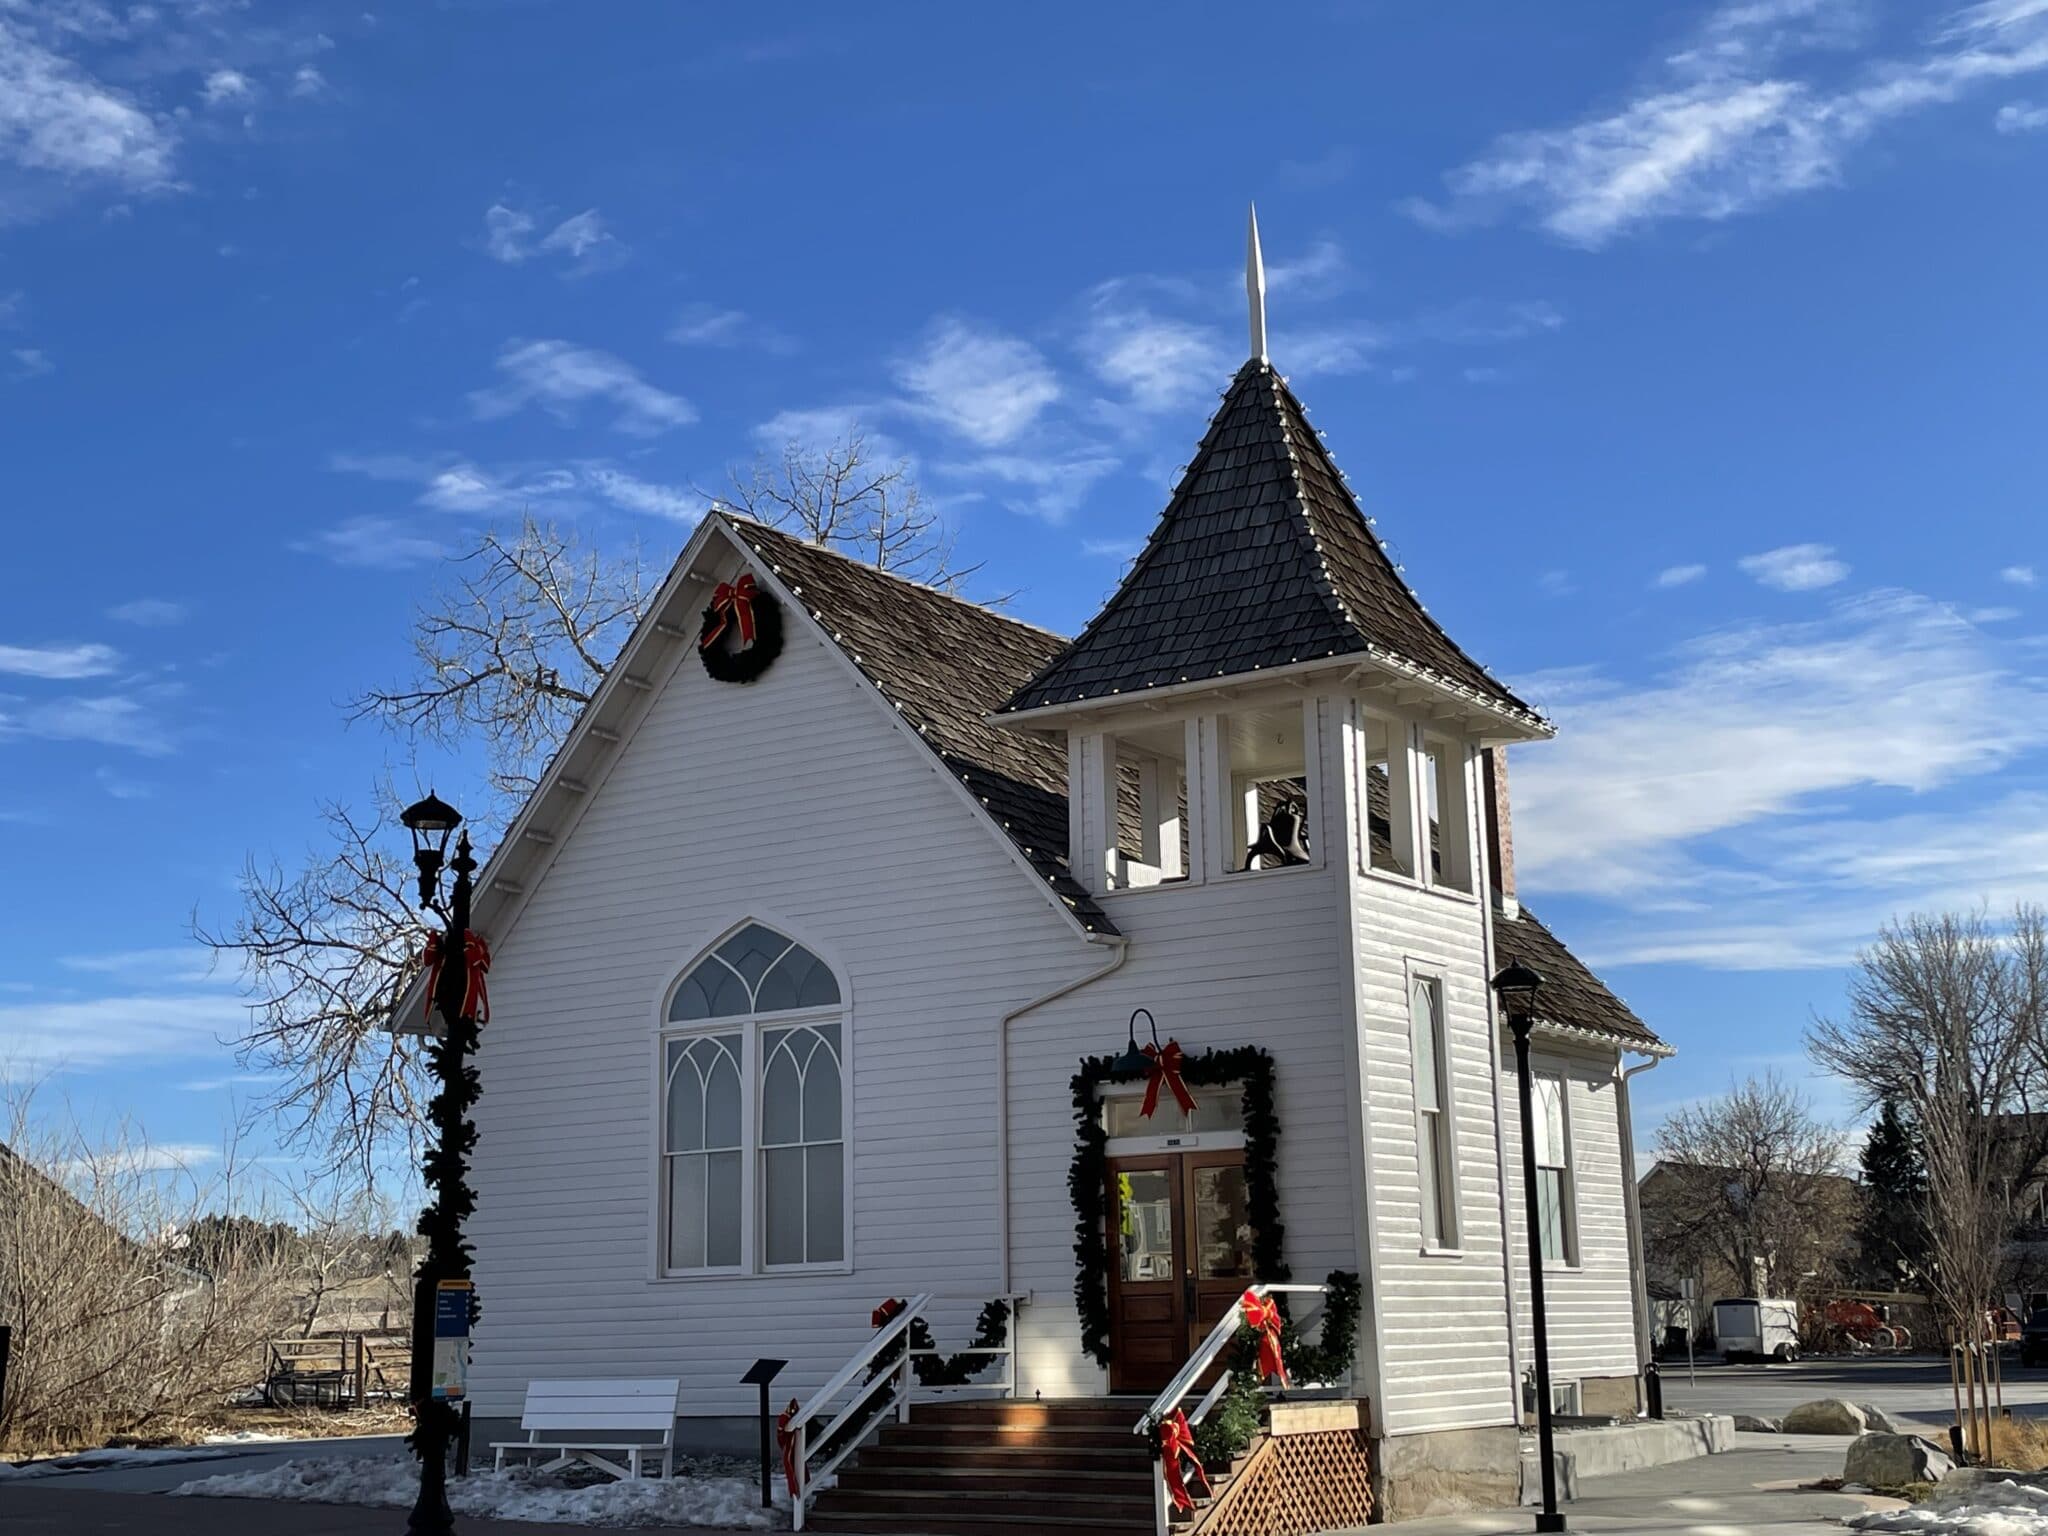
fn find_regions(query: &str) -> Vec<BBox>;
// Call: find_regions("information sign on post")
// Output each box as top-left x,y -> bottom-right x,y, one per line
431,1278 -> 473,1402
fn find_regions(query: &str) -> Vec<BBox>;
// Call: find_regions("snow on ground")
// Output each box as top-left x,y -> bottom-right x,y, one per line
1853,1476 -> 2048,1535
201,1431 -> 294,1444
169,1455 -> 782,1529
0,1446 -> 250,1480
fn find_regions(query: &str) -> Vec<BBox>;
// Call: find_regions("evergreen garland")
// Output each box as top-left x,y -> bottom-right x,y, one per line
865,1298 -> 1013,1388
1069,1045 -> 1286,1368
408,924 -> 484,1462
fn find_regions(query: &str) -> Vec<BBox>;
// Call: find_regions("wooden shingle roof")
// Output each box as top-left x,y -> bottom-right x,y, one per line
1495,905 -> 1667,1053
1001,359 -> 1539,723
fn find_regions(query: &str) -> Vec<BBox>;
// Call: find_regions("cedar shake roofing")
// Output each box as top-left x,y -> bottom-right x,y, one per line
1001,359 -> 1539,723
1495,905 -> 1666,1053
721,515 -> 1118,937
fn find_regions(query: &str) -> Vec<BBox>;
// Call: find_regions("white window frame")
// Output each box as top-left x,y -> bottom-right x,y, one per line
1359,703 -> 1420,882
1407,967 -> 1460,1253
1420,733 -> 1475,896
1531,1067 -> 1579,1269
652,923 -> 853,1280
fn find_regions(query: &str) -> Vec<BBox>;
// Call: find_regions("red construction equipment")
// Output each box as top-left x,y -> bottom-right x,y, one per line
1822,1298 -> 1911,1352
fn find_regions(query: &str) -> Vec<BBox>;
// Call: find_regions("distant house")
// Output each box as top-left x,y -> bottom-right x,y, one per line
398,229 -> 1674,1523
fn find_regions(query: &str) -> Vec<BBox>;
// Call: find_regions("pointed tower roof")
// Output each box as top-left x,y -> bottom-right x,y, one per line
999,357 -> 1544,728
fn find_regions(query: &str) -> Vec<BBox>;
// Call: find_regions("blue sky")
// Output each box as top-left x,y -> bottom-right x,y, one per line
3,0 -> 2047,1181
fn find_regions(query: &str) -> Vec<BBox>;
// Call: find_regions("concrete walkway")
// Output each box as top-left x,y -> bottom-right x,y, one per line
1358,1433 -> 1897,1536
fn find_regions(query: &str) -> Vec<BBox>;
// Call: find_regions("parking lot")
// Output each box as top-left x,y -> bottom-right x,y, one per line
1661,1353 -> 2048,1429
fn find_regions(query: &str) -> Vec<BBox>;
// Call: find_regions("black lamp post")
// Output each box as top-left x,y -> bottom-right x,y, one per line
401,791 -> 482,1536
1493,961 -> 1565,1535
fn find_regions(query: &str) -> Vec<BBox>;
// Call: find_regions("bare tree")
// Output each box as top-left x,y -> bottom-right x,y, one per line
206,439 -> 965,1177
723,432 -> 982,591
350,519 -> 650,805
1809,906 -> 2048,1338
1646,1073 -> 1855,1307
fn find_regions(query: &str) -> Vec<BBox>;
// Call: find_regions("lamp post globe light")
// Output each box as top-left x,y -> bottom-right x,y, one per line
1491,961 -> 1566,1535
400,790 -> 485,1536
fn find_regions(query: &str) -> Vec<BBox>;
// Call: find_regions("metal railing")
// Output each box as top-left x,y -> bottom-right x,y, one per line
784,1294 -> 1024,1530
1132,1282 -> 1335,1536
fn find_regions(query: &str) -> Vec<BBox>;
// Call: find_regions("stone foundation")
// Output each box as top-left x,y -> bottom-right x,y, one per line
1372,1424 -> 1520,1522
1579,1374 -> 1641,1418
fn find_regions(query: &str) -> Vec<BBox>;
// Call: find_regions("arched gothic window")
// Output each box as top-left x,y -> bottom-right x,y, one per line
660,924 -> 846,1274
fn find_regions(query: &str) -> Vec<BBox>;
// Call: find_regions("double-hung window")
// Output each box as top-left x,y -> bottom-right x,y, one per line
661,923 -> 847,1275
1409,974 -> 1458,1249
1532,1072 -> 1576,1266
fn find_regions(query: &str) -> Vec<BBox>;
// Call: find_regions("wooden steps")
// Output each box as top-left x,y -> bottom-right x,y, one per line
806,1399 -> 1159,1536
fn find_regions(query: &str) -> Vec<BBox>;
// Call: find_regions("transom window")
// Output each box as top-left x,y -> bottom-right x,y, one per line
660,924 -> 847,1275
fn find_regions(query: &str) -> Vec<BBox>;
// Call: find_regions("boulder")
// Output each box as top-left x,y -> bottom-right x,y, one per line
1843,1431 -> 1955,1490
1784,1399 -> 1869,1435
1858,1405 -> 1907,1435
1733,1414 -> 1783,1433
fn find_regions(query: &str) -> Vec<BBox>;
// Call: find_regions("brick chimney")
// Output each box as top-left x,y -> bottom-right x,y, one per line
1482,745 -> 1517,914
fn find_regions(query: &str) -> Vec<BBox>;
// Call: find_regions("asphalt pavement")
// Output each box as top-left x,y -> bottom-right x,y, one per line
1660,1353 -> 2048,1430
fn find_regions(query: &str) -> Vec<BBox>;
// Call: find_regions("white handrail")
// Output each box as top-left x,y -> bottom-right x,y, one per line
1134,1282 -> 1328,1436
1133,1281 -> 1334,1536
785,1293 -> 1026,1531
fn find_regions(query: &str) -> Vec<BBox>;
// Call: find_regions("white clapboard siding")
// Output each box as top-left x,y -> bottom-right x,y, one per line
1350,868 -> 1519,1437
1007,864 -> 1364,1397
467,618 -> 1091,1421
1499,1043 -> 1639,1385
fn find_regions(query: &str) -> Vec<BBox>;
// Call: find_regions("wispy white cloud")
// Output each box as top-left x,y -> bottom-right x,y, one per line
293,514 -> 445,570
106,598 -> 187,627
669,302 -> 795,354
2002,564 -> 2037,586
94,764 -> 153,799
471,339 -> 694,436
1262,238 -> 1352,301
328,450 -> 700,524
751,405 -> 871,449
580,467 -> 705,522
1080,282 -> 1234,413
1407,0 -> 2048,247
0,692 -> 178,755
0,16 -> 179,199
1999,97 -> 2048,127
1740,541 -> 1848,590
893,318 -> 1060,447
0,641 -> 120,679
1083,537 -> 1142,561
59,1141 -> 221,1176
933,451 -> 1119,525
11,346 -> 51,378
1655,563 -> 1709,588
200,67 -> 250,106
482,204 -> 626,276
1512,591 -> 2047,910
290,64 -> 327,99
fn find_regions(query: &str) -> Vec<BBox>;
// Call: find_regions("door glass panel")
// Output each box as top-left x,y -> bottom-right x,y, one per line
1116,1170 -> 1175,1282
1191,1163 -> 1254,1280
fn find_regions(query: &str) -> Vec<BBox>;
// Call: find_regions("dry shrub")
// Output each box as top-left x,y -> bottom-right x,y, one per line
0,1087 -> 298,1455
1987,1415 -> 2048,1471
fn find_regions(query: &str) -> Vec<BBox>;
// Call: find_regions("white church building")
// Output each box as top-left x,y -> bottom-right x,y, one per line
433,228 -> 1672,1527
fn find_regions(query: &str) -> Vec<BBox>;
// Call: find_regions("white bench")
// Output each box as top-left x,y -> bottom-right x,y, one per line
490,1377 -> 681,1480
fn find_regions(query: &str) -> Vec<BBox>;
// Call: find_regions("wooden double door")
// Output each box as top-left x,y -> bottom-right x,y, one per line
1105,1148 -> 1256,1394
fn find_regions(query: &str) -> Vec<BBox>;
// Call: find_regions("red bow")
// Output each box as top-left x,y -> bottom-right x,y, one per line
871,1297 -> 906,1330
700,574 -> 759,651
775,1398 -> 800,1496
421,932 -> 491,1025
1140,1039 -> 1197,1119
1158,1409 -> 1211,1512
1240,1290 -> 1289,1386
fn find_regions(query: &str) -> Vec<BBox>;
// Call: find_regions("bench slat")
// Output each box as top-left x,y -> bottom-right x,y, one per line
521,1379 -> 680,1398
518,1414 -> 675,1432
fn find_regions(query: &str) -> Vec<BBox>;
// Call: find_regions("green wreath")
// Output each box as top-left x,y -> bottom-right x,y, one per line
698,583 -> 784,684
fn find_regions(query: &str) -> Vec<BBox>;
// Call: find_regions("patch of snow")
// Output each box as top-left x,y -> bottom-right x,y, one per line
0,1446 -> 250,1479
201,1431 -> 294,1444
1853,1476 -> 2048,1535
169,1455 -> 782,1528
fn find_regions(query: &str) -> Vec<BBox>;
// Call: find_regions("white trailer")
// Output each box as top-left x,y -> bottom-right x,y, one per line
1713,1297 -> 1801,1362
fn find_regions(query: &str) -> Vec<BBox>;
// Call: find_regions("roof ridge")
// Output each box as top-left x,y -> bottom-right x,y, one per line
715,511 -> 1071,645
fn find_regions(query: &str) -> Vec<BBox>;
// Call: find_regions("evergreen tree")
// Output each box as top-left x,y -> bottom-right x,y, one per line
1857,1097 -> 1929,1286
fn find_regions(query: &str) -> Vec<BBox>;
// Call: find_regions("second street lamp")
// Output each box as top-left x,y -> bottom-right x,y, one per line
400,791 -> 487,1536
1492,961 -> 1566,1535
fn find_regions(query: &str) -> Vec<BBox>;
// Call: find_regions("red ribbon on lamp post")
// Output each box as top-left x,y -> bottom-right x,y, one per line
421,931 -> 491,1025
1140,1039 -> 1198,1119
1240,1290 -> 1289,1387
1158,1408 -> 1212,1512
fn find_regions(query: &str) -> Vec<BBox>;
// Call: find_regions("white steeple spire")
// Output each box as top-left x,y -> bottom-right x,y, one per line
1246,202 -> 1268,363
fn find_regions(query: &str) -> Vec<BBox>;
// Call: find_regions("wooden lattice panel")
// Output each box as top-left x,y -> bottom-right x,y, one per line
1190,1427 -> 1374,1536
